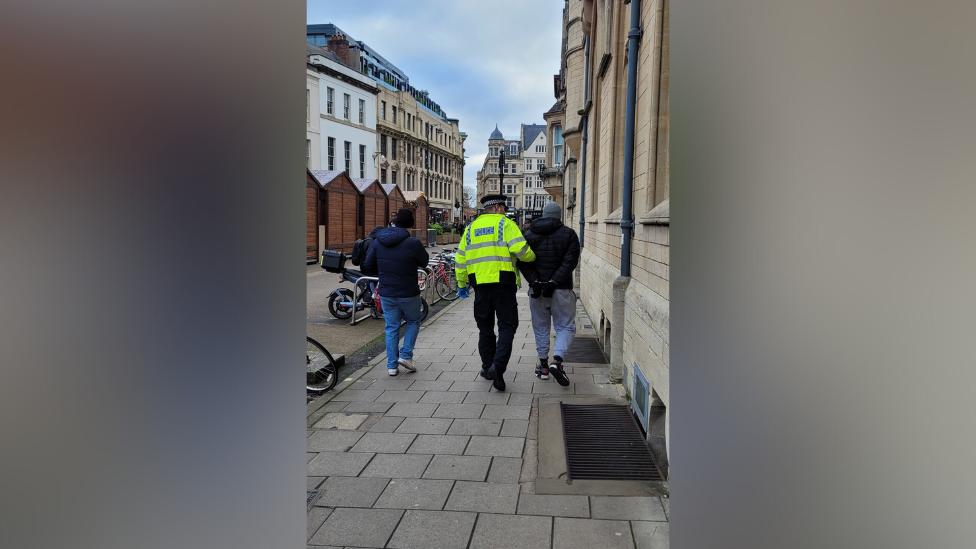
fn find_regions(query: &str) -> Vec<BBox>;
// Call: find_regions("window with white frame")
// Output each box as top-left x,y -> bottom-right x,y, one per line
359,99 -> 365,124
344,141 -> 351,172
506,196 -> 515,208
536,144 -> 544,153
343,94 -> 350,119
381,101 -> 386,119
505,184 -> 514,194
327,88 -> 334,115
525,160 -> 531,171
327,137 -> 335,170
553,125 -> 563,165
359,145 -> 366,178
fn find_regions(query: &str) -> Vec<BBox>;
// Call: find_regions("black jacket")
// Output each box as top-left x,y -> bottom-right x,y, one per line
361,227 -> 429,297
517,217 -> 580,289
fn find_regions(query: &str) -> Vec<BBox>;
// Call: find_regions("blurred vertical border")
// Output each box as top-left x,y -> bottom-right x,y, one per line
0,1 -> 306,548
673,1 -> 976,547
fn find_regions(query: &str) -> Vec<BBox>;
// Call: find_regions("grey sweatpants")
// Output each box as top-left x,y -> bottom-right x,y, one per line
529,288 -> 577,360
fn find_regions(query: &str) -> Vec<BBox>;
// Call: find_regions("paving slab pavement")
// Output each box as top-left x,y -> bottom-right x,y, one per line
307,292 -> 668,548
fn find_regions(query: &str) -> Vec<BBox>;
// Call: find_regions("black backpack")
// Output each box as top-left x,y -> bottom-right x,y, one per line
349,236 -> 374,266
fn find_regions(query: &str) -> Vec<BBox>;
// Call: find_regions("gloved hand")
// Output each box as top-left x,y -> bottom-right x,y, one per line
529,281 -> 544,299
457,286 -> 469,299
541,281 -> 557,298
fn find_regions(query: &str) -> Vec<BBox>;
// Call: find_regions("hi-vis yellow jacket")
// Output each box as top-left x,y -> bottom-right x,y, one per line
456,213 -> 536,288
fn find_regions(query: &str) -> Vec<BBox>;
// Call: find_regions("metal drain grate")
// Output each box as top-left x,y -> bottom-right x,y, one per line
560,338 -> 608,364
561,403 -> 663,481
307,489 -> 321,509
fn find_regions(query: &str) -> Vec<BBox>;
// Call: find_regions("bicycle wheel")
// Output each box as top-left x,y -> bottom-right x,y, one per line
421,298 -> 429,322
435,268 -> 459,301
328,288 -> 354,319
307,336 -> 338,392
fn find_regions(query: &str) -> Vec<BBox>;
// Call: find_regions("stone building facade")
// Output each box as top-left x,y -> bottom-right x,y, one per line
549,0 -> 670,465
478,125 -> 524,213
477,124 -> 556,225
374,83 -> 465,225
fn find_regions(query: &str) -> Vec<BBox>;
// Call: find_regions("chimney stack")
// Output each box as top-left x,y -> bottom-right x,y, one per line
325,33 -> 350,67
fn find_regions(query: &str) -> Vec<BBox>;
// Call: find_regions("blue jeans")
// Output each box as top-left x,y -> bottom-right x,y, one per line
383,295 -> 423,369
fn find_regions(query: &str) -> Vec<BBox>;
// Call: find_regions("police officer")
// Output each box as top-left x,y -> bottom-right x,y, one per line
455,194 -> 536,391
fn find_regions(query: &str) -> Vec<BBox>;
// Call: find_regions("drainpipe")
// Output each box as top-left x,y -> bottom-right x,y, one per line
578,35 -> 590,248
620,0 -> 642,277
608,0 -> 642,382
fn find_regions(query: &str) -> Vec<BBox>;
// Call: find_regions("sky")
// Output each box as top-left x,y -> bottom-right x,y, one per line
307,0 -> 564,206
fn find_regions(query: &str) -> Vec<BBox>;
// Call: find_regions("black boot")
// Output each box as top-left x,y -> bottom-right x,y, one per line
488,366 -> 505,391
550,355 -> 570,387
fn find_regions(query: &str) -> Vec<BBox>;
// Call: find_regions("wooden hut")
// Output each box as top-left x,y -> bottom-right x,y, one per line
306,171 -> 320,261
401,190 -> 429,242
309,169 -> 360,254
382,183 -> 406,227
352,178 -> 388,236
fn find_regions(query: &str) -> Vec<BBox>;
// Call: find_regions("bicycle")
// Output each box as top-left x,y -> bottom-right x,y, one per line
430,256 -> 459,301
307,336 -> 339,392
417,248 -> 459,301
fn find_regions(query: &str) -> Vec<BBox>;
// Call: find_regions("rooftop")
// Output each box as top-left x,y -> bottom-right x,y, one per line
309,170 -> 345,186
522,124 -> 546,148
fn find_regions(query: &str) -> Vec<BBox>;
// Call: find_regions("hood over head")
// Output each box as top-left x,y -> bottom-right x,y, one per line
376,226 -> 410,247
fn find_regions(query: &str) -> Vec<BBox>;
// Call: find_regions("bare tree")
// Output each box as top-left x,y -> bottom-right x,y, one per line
462,186 -> 476,207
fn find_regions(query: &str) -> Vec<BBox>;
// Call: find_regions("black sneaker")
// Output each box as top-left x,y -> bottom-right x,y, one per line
480,368 -> 493,380
535,359 -> 549,380
488,366 -> 505,391
550,356 -> 570,387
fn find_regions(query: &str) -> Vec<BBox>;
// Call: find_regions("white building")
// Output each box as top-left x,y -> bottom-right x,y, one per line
306,42 -> 378,179
520,124 -> 551,218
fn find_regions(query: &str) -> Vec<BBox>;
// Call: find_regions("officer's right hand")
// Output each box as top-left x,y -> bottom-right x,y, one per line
457,287 -> 469,299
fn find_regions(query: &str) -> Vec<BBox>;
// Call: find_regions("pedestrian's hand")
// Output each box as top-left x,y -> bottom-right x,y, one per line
542,281 -> 556,298
457,287 -> 469,299
529,281 -> 544,298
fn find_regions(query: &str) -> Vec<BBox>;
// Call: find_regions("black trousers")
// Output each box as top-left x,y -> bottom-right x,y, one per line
472,283 -> 519,375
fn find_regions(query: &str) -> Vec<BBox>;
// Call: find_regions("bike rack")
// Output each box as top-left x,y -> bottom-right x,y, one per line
420,268 -> 442,308
351,270 -> 433,325
350,275 -> 379,326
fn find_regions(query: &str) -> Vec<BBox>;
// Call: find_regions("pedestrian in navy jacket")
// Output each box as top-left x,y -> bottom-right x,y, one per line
362,209 -> 430,375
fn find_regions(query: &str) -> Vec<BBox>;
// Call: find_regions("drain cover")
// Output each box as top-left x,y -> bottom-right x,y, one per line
561,403 -> 663,481
561,338 -> 608,364
307,489 -> 321,509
